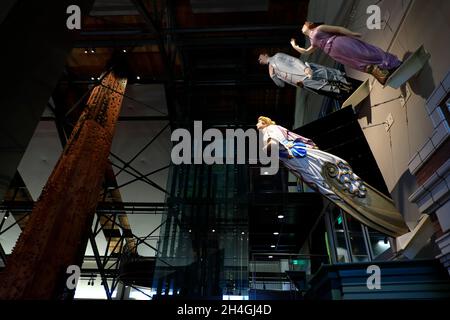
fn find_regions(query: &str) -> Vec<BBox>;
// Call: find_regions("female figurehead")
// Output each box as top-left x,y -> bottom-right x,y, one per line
256,116 -> 275,129
257,116 -> 316,159
255,116 -> 409,238
291,21 -> 402,85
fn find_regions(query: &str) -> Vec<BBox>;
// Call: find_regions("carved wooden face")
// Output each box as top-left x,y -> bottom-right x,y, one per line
301,24 -> 308,34
258,54 -> 269,65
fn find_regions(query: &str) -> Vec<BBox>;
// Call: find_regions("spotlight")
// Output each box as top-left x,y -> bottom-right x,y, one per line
273,232 -> 279,235
136,76 -> 141,80
188,229 -> 192,233
277,215 -> 284,219
90,48 -> 95,53
270,245 -> 276,248
84,49 -> 88,54
263,171 -> 269,175
90,77 -> 95,81
3,212 -> 9,220
97,77 -> 101,80
268,255 -> 273,259
212,229 -> 216,233
123,49 -> 127,53
241,232 -> 245,235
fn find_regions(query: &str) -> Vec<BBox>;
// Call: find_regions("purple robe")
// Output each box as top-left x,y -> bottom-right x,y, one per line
309,28 -> 401,72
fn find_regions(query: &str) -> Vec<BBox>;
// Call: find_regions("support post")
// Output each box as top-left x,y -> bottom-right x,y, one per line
0,71 -> 127,299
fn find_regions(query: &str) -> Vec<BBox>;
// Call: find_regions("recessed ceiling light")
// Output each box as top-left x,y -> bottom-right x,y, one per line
273,232 -> 279,235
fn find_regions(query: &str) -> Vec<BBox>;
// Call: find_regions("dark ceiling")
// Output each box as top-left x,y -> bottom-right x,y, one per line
56,0 -> 309,129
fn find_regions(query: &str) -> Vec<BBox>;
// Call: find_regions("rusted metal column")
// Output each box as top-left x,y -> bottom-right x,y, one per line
0,71 -> 127,299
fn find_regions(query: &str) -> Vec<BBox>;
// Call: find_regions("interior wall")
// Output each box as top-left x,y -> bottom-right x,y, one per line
345,0 -> 450,228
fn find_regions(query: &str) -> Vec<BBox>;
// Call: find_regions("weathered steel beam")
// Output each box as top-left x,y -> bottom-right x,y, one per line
0,71 -> 127,299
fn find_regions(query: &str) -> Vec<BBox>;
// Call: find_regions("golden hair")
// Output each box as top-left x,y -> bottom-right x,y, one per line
303,21 -> 324,30
258,116 -> 276,125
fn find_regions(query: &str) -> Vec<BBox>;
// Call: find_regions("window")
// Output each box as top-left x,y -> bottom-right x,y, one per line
345,214 -> 370,262
331,209 -> 351,263
440,95 -> 450,124
326,206 -> 391,263
366,230 -> 391,260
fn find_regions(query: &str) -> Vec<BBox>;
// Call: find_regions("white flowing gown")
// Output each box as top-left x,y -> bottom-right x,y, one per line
261,124 -> 409,237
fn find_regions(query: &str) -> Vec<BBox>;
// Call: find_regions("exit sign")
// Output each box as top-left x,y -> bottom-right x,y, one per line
292,259 -> 306,266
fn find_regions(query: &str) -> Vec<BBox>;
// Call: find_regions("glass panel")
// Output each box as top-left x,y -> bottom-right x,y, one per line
368,230 -> 391,259
348,233 -> 369,262
345,214 -> 369,262
153,164 -> 249,298
335,231 -> 350,262
332,209 -> 350,263
129,286 -> 154,300
442,97 -> 450,122
345,214 -> 362,233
